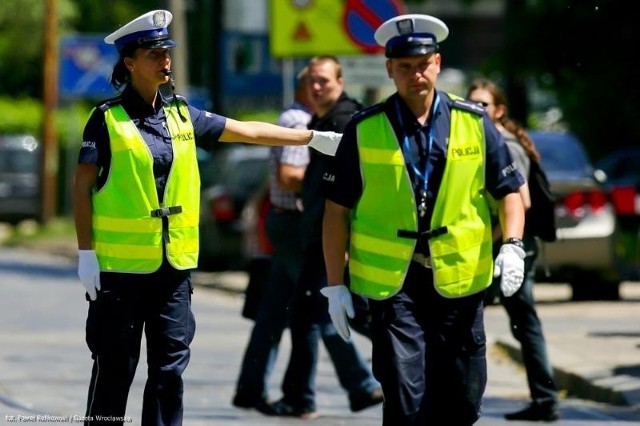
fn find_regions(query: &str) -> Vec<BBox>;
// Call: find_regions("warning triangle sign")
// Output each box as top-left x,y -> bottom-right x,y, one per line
293,21 -> 312,41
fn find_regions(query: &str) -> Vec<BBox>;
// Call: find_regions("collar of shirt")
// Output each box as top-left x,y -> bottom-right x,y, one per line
121,85 -> 170,120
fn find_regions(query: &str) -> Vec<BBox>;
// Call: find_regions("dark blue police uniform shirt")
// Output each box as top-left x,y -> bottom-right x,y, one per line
322,90 -> 524,227
78,85 -> 226,202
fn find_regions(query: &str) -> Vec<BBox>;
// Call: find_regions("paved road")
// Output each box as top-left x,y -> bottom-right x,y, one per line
1,247 -> 639,425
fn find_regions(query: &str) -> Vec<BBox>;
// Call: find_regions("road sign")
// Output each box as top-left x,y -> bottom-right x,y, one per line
343,0 -> 405,53
60,35 -> 118,99
269,0 -> 406,57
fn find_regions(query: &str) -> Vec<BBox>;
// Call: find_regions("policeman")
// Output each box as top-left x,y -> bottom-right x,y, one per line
320,14 -> 526,425
73,9 -> 340,426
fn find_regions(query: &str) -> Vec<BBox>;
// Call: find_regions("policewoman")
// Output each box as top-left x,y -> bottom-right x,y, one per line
320,14 -> 526,425
73,10 -> 340,426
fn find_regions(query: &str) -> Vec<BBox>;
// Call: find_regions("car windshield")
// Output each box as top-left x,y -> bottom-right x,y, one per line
529,132 -> 593,178
201,146 -> 269,195
219,158 -> 268,192
595,148 -> 640,183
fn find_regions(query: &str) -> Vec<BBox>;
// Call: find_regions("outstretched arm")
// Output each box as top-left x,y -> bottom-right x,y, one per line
220,118 -> 341,155
220,118 -> 312,146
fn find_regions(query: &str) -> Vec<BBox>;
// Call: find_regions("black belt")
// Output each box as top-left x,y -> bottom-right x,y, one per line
150,206 -> 183,217
397,226 -> 448,241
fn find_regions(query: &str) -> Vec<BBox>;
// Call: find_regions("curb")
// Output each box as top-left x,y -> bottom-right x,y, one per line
494,340 -> 629,407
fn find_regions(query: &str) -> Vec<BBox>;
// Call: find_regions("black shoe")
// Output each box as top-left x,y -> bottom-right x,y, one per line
258,398 -> 318,420
231,394 -> 270,411
349,388 -> 384,412
505,402 -> 559,422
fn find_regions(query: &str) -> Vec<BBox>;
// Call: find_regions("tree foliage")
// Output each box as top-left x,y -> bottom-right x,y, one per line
0,0 -> 158,98
501,0 -> 637,159
0,0 -> 77,97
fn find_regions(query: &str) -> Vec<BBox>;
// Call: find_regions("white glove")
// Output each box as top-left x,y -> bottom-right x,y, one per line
320,285 -> 354,341
78,250 -> 101,301
307,131 -> 342,156
493,244 -> 526,297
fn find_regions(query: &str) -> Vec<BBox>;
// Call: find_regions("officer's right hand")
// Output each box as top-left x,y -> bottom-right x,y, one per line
320,284 -> 354,341
78,250 -> 101,301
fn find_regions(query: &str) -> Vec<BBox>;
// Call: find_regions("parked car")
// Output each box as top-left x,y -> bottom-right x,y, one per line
594,147 -> 640,282
0,134 -> 41,224
198,144 -> 270,271
595,147 -> 640,214
531,131 -> 624,300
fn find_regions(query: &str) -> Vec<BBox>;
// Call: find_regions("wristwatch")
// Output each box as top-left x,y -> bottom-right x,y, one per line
503,237 -> 525,250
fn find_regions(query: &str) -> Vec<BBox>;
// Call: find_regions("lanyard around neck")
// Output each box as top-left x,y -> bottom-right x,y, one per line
394,93 -> 439,195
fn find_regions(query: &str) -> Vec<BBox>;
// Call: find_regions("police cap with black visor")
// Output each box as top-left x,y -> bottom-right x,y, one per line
374,14 -> 449,58
104,10 -> 176,52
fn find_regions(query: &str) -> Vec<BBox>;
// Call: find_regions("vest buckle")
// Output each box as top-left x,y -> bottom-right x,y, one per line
150,206 -> 183,217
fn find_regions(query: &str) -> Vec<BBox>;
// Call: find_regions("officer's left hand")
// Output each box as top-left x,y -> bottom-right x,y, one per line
307,131 -> 342,156
320,284 -> 354,341
493,243 -> 525,297
78,250 -> 101,301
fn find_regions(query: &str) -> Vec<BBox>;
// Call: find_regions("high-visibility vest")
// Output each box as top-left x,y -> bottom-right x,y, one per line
349,98 -> 494,299
92,102 -> 200,272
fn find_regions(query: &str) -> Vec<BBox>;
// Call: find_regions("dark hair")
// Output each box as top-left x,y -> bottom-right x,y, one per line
467,78 -> 541,163
109,45 -> 138,91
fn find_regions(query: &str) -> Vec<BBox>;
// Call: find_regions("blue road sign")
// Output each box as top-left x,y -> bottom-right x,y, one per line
344,0 -> 405,53
60,35 -> 118,99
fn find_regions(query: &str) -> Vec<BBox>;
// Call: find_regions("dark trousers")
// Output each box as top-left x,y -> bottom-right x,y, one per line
84,264 -> 195,426
235,209 -> 303,402
486,237 -> 558,407
282,241 -> 379,410
369,263 -> 487,426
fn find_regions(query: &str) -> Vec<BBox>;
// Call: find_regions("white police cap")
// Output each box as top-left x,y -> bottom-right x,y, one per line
374,14 -> 449,58
104,10 -> 176,53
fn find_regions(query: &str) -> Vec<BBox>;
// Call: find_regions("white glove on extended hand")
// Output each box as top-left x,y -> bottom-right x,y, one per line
320,285 -> 354,341
307,131 -> 342,156
78,250 -> 101,301
493,243 -> 526,297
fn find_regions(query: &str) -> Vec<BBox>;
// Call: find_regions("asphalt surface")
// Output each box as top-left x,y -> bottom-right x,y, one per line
191,269 -> 640,413
1,234 -> 640,424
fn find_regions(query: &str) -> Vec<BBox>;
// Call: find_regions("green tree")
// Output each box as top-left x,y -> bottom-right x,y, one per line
0,0 -> 77,97
0,0 -> 158,98
500,0 -> 637,160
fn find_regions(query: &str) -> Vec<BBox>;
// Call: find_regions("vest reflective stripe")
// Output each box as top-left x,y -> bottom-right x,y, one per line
350,99 -> 493,299
93,102 -> 199,272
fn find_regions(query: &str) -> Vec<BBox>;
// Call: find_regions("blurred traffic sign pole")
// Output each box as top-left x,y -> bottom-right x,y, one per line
42,0 -> 59,224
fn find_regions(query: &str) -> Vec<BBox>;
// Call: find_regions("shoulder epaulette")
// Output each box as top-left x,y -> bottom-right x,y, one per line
97,96 -> 123,112
172,94 -> 189,105
351,103 -> 386,124
449,98 -> 485,116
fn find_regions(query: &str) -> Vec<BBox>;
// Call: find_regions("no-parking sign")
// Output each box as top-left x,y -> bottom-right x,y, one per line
270,0 -> 406,57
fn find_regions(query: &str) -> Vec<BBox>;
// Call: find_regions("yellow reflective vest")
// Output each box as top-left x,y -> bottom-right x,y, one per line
92,102 -> 200,272
349,95 -> 494,299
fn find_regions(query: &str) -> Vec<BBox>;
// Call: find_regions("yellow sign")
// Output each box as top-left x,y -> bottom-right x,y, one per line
270,0 -> 365,57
